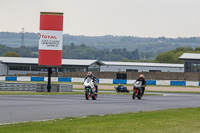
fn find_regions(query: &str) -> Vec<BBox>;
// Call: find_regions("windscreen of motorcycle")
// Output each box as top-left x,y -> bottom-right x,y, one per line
86,78 -> 92,83
134,81 -> 142,87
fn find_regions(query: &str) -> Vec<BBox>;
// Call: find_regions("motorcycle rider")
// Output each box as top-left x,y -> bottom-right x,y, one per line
116,83 -> 129,93
116,83 -> 123,92
85,72 -> 98,93
135,74 -> 146,95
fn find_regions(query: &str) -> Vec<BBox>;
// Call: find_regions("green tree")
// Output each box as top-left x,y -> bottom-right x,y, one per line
173,51 -> 184,64
172,47 -> 193,53
121,58 -> 130,62
2,52 -> 21,57
195,47 -> 200,51
154,51 -> 175,63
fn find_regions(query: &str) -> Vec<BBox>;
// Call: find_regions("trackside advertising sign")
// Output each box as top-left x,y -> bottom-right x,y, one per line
39,31 -> 63,50
38,12 -> 63,66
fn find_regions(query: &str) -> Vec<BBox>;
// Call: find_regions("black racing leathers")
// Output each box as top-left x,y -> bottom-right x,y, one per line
136,77 -> 146,95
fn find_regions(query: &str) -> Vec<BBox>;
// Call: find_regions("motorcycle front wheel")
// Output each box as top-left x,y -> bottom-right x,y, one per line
132,90 -> 137,99
85,89 -> 90,100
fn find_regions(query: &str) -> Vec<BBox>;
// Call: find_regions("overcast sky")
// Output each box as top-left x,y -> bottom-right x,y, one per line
0,0 -> 200,37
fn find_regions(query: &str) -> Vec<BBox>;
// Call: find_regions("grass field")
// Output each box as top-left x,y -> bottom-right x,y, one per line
0,107 -> 199,133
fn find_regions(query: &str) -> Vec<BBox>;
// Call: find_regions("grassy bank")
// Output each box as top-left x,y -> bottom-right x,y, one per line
0,107 -> 200,133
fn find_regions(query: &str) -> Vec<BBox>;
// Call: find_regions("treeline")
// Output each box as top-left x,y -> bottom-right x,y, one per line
62,43 -> 140,61
0,44 -> 140,61
1,32 -> 200,59
120,47 -> 200,64
153,47 -> 200,64
0,44 -> 37,57
1,42 -> 200,63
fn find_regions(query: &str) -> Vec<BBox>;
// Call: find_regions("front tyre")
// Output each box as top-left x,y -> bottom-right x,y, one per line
132,90 -> 136,99
85,89 -> 90,100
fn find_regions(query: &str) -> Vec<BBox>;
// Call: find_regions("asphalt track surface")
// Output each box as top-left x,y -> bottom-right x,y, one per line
74,84 -> 200,92
0,93 -> 200,125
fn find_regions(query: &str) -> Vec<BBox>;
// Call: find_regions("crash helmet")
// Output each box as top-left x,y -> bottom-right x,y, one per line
87,72 -> 92,77
140,74 -> 144,78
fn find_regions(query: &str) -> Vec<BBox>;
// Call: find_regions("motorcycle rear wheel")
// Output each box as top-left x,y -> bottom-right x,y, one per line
138,95 -> 142,99
138,91 -> 142,99
92,94 -> 97,100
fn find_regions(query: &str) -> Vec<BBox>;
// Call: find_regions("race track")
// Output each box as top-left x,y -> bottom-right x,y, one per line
74,84 -> 200,92
0,93 -> 200,125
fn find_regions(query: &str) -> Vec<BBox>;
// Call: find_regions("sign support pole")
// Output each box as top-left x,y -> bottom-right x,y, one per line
47,67 -> 52,92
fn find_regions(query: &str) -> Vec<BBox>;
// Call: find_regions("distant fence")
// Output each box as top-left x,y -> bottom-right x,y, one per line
0,82 -> 73,92
0,76 -> 200,87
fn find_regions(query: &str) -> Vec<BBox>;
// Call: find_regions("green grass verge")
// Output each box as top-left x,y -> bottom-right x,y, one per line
0,107 -> 199,133
0,91 -> 84,95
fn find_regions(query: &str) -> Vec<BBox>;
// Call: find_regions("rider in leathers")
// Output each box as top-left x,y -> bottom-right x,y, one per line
84,72 -> 98,93
135,74 -> 146,95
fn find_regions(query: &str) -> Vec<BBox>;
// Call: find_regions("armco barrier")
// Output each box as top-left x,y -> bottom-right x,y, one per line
186,81 -> 199,86
170,81 -> 186,86
146,80 -> 156,85
127,80 -> 135,84
0,76 -> 200,86
44,77 -> 58,82
99,79 -> 113,84
113,79 -> 127,84
58,77 -> 71,82
71,78 -> 84,82
6,77 -> 17,81
0,76 -> 5,81
0,82 -> 37,91
17,77 -> 31,81
31,77 -> 44,82
156,80 -> 170,85
0,82 -> 72,92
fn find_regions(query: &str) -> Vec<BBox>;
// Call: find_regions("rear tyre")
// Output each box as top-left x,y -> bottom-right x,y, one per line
85,89 -> 89,100
138,91 -> 142,100
92,94 -> 97,100
132,91 -> 136,99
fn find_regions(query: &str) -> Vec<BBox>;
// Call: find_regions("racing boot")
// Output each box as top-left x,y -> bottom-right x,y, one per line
95,85 -> 98,94
141,87 -> 145,96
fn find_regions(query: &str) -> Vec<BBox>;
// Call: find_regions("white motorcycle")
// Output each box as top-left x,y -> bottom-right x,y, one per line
84,78 -> 97,100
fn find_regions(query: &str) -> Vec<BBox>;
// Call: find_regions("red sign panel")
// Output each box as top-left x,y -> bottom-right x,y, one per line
38,12 -> 63,66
